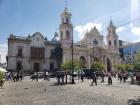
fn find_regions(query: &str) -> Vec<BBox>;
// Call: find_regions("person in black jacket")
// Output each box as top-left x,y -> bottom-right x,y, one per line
91,72 -> 97,86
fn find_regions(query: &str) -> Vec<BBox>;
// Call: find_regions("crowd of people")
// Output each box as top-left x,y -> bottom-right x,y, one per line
1,70 -> 140,88
55,70 -> 140,86
5,72 -> 23,82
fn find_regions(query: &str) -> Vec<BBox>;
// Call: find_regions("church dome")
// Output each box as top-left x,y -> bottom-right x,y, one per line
51,32 -> 60,42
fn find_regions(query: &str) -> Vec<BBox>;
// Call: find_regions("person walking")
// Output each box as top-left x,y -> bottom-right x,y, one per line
13,73 -> 17,82
123,72 -> 127,83
101,71 -> 105,83
119,72 -> 123,83
19,73 -> 23,82
91,72 -> 97,86
34,72 -> 38,82
61,73 -> 65,85
108,72 -> 112,85
81,73 -> 84,82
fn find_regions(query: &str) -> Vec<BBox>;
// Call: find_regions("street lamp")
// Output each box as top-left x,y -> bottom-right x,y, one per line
71,26 -> 75,84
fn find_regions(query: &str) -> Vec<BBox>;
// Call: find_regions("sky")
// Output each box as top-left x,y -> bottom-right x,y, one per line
0,0 -> 140,63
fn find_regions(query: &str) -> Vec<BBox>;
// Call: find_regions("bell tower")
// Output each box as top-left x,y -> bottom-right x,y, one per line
107,20 -> 119,49
59,3 -> 73,48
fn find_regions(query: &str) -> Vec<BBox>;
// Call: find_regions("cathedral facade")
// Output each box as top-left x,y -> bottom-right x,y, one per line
60,7 -> 120,72
7,7 -> 120,73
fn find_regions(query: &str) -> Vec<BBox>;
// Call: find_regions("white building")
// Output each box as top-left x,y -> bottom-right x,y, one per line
7,32 -> 59,73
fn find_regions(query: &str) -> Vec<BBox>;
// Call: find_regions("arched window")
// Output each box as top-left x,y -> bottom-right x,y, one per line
64,18 -> 69,24
61,32 -> 63,39
109,40 -> 111,46
80,56 -> 86,68
16,61 -> 22,70
113,30 -> 115,34
66,18 -> 69,23
66,31 -> 71,40
109,30 -> 111,34
93,39 -> 98,46
114,40 -> 117,46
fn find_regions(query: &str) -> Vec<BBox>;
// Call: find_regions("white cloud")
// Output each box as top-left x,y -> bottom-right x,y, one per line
132,38 -> 140,43
116,27 -> 126,32
75,23 -> 102,40
131,26 -> 140,36
0,43 -> 7,63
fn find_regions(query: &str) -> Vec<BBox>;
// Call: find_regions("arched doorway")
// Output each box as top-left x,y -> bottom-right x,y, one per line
50,63 -> 54,72
80,56 -> 86,68
33,63 -> 40,72
94,57 -> 99,62
66,31 -> 71,40
107,58 -> 112,72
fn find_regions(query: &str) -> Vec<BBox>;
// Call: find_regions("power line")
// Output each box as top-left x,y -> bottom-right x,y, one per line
101,17 -> 140,34
116,18 -> 140,28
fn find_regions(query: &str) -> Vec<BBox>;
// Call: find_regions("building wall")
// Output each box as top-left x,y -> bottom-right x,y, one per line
120,42 -> 140,64
7,33 -> 57,73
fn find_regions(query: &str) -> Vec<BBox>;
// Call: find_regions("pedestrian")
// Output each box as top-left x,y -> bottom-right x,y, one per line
130,72 -> 134,84
123,72 -> 127,83
44,72 -> 47,80
101,71 -> 105,83
91,72 -> 97,86
61,73 -> 65,85
34,72 -> 38,82
19,73 -> 23,82
108,72 -> 112,85
57,73 -> 61,84
119,72 -> 123,83
13,73 -> 17,82
81,73 -> 84,82
16,73 -> 19,82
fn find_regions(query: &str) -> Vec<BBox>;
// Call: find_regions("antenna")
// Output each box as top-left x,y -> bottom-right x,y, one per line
110,16 -> 112,21
65,0 -> 67,8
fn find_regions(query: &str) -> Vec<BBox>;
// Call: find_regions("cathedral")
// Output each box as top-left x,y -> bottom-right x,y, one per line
7,7 -> 120,73
59,7 -> 120,72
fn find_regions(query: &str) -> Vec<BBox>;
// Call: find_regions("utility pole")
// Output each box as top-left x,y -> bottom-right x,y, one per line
71,27 -> 75,84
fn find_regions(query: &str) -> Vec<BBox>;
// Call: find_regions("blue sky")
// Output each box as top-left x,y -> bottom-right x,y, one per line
0,0 -> 140,63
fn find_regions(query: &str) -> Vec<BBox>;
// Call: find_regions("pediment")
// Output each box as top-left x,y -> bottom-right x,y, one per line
31,32 -> 46,47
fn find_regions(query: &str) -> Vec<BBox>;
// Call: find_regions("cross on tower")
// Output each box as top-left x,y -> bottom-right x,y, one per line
65,0 -> 67,8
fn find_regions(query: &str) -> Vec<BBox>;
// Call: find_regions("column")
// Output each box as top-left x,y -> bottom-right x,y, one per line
88,55 -> 91,69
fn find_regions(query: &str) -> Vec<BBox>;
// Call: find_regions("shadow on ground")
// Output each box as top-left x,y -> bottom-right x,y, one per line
51,82 -> 74,86
128,97 -> 140,105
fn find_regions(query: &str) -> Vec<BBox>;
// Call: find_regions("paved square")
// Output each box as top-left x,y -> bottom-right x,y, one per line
0,77 -> 140,105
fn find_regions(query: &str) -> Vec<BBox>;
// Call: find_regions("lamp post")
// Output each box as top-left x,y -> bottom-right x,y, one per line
71,26 -> 75,84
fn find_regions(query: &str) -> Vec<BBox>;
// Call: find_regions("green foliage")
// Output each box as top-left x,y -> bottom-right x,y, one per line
134,53 -> 140,71
51,44 -> 63,69
113,64 -> 124,71
91,62 -> 105,71
0,71 -> 4,81
61,60 -> 84,71
113,64 -> 134,71
124,64 -> 134,71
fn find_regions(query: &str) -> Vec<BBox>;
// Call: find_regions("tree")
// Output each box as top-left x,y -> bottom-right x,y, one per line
0,71 -> 4,81
61,60 -> 84,71
124,64 -> 134,71
61,60 -> 84,84
134,53 -> 140,71
113,64 -> 125,71
0,71 -> 4,87
51,43 -> 63,69
91,62 -> 105,71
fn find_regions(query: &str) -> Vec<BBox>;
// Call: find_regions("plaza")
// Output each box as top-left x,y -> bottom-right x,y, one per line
0,0 -> 140,105
0,77 -> 140,105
